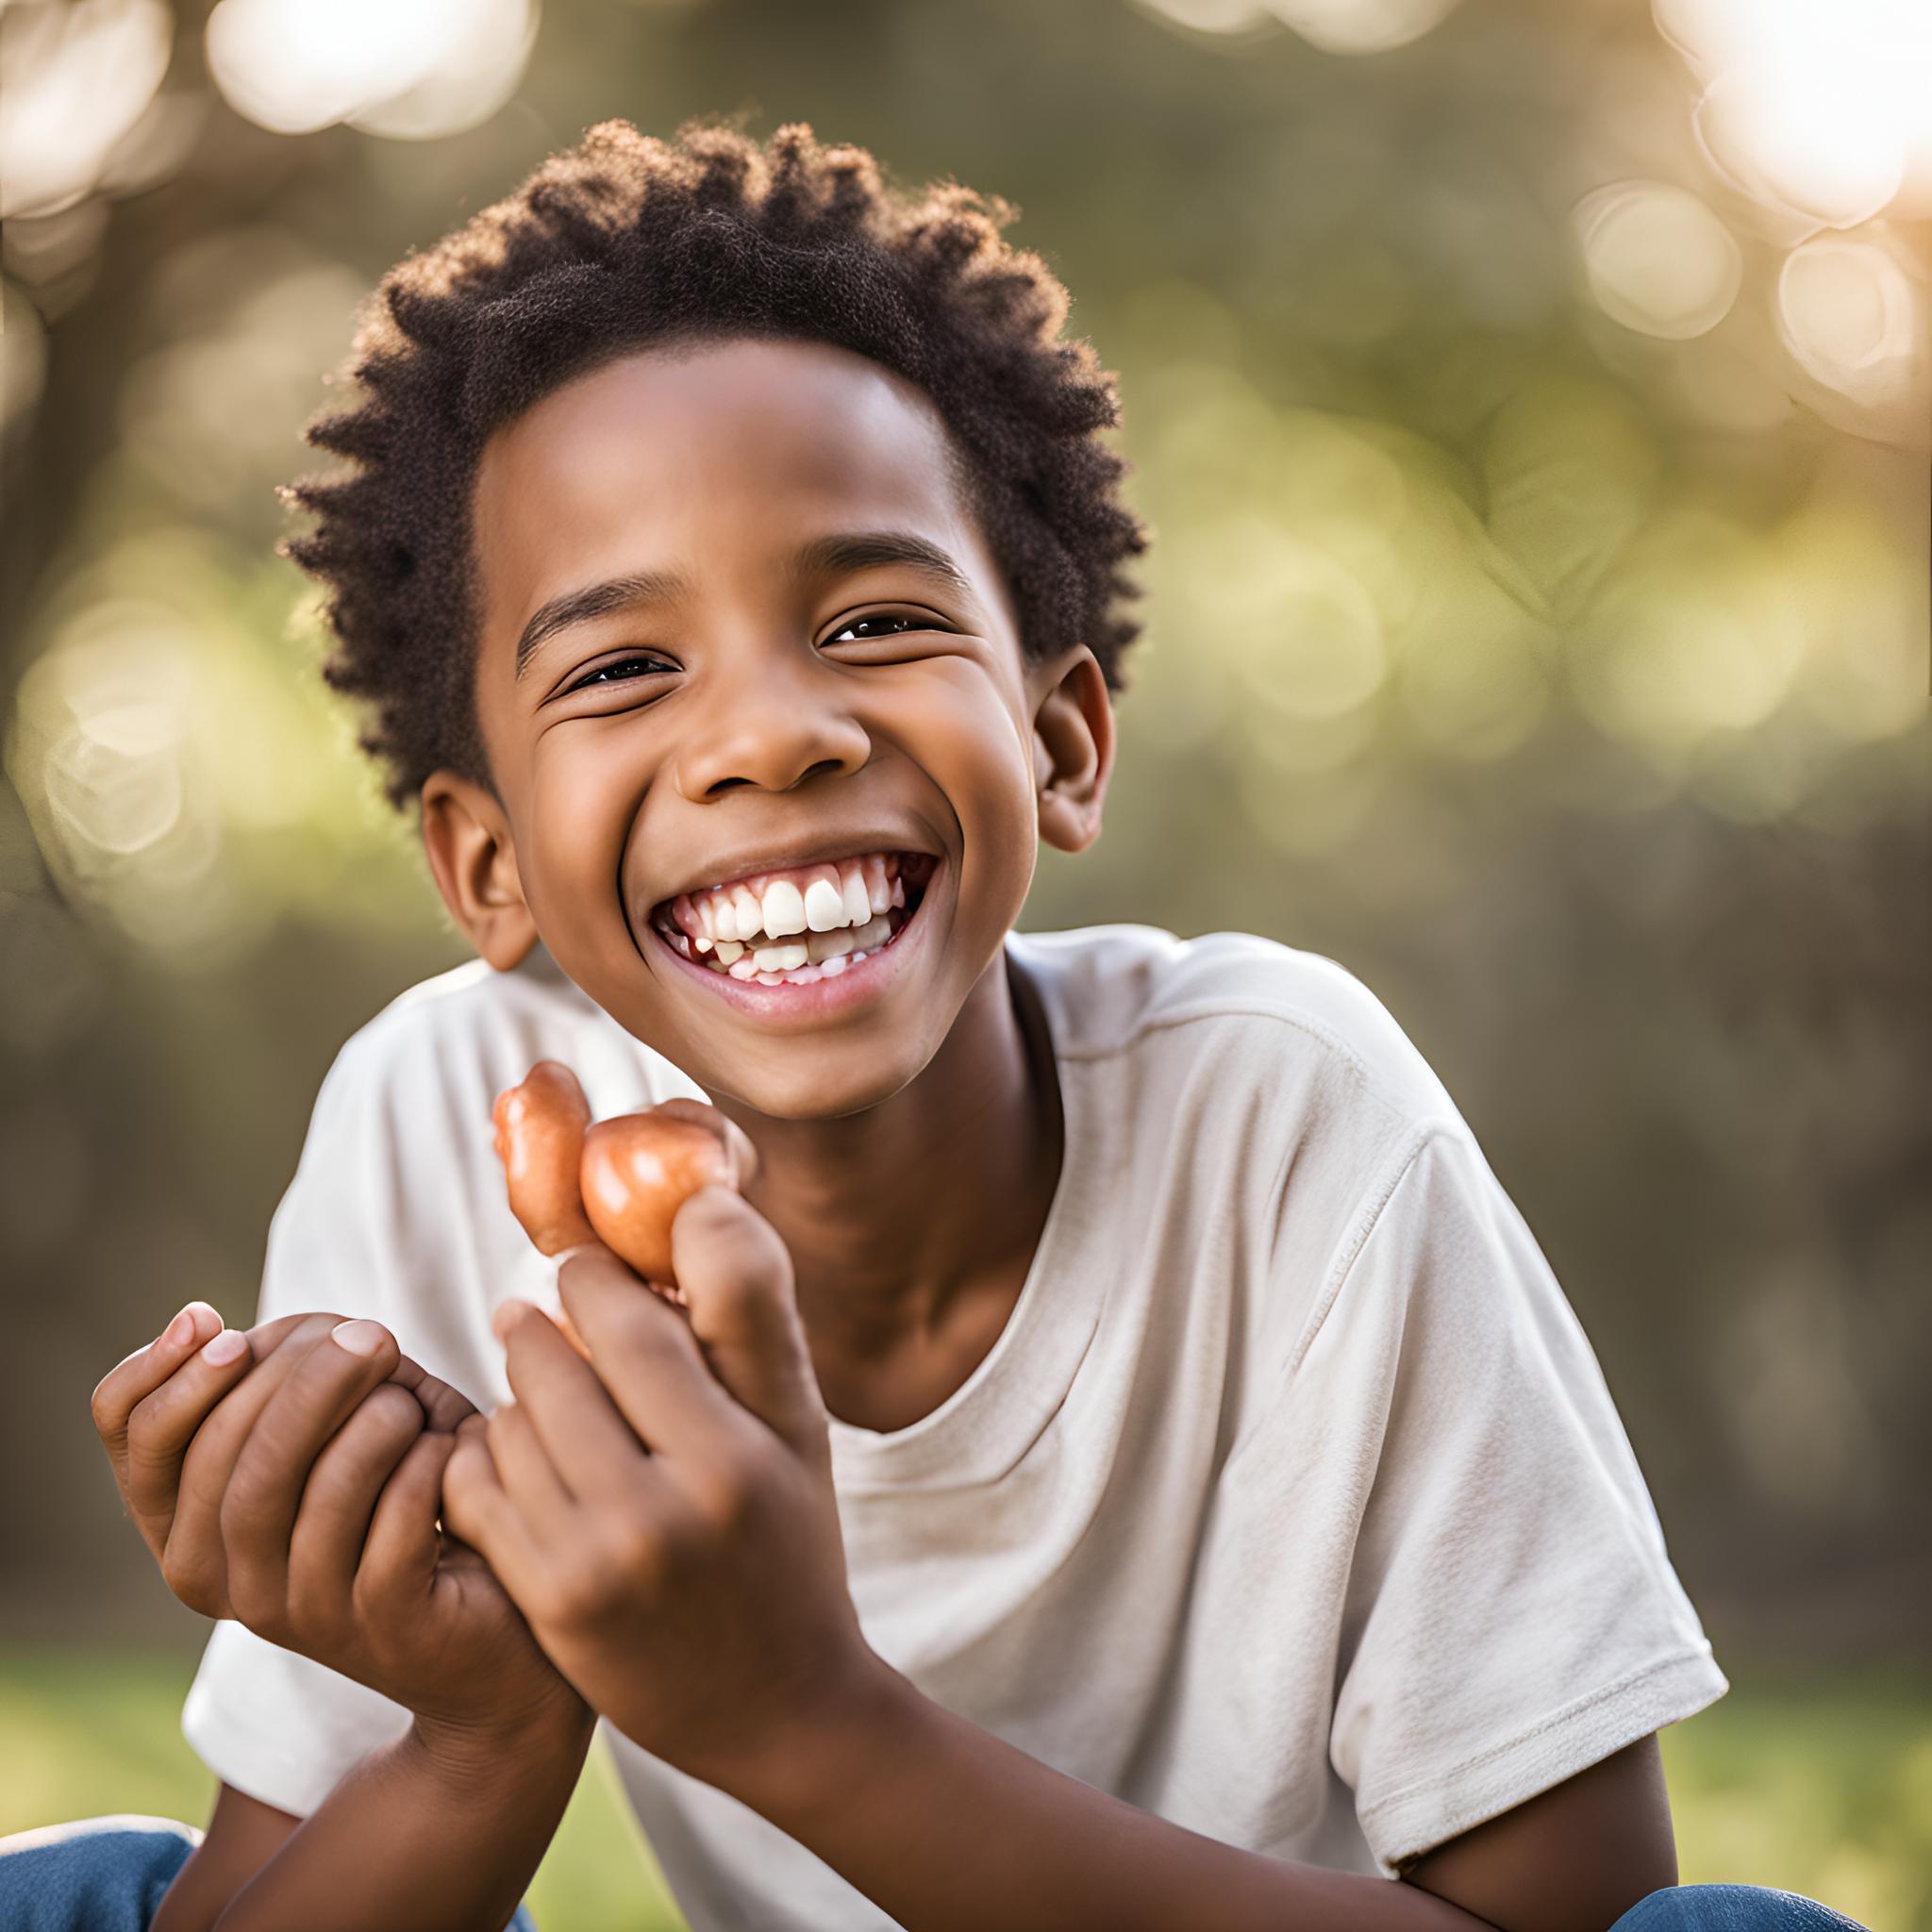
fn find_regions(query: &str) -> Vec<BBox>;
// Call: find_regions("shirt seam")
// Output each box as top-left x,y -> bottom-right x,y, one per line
1217,1122 -> 1447,1483
1356,1642 -> 1718,1824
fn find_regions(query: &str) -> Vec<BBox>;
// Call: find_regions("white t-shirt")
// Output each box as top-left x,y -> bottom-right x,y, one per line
183,924 -> 1725,1925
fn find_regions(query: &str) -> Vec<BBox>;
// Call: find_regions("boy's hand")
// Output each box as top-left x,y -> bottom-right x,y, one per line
442,1190 -> 889,1805
91,1305 -> 584,1742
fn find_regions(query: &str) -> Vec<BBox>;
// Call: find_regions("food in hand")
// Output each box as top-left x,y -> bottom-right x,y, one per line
491,1061 -> 598,1257
579,1111 -> 735,1284
491,1064 -> 745,1345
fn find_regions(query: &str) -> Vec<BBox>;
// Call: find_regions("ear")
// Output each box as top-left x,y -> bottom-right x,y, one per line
419,770 -> 538,971
1032,646 -> 1114,857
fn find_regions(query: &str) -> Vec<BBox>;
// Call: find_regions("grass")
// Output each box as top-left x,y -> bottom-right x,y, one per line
4,1649 -> 1927,1930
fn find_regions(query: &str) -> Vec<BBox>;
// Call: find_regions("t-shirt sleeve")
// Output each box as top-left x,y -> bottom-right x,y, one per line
1320,1124 -> 1726,1874
179,1021 -> 506,1816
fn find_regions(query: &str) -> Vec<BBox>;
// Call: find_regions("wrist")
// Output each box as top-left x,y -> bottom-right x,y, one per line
727,1646 -> 929,1835
410,1684 -> 593,1795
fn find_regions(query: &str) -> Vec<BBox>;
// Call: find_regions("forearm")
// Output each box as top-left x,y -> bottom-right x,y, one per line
742,1664 -> 1484,1932
205,1703 -> 593,1932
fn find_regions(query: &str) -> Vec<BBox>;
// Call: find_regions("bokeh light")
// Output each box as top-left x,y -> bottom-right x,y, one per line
0,0 -> 172,219
206,0 -> 539,141
1265,0 -> 1465,57
1776,231 -> 1930,446
1573,180 -> 1742,340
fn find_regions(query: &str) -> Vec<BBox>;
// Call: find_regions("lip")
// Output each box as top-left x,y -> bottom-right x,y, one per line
650,835 -> 940,911
644,855 -> 945,1025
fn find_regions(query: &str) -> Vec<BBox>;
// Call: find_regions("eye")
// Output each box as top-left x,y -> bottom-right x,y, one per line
564,653 -> 676,694
823,610 -> 943,645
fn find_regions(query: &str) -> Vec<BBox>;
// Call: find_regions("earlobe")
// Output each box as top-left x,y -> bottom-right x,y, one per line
419,770 -> 538,971
1033,647 -> 1114,857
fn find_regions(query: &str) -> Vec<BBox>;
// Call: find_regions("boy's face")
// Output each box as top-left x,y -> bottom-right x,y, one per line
425,336 -> 1111,1120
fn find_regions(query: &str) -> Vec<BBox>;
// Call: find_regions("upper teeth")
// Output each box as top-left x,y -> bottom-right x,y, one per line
662,853 -> 905,950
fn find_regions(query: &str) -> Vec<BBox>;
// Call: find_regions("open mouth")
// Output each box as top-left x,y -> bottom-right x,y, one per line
647,850 -> 940,990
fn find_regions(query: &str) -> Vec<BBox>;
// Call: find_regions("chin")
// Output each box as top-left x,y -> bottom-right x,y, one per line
713,1045 -> 934,1124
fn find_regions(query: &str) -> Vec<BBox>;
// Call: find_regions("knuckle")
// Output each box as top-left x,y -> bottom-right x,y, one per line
217,1465 -> 272,1544
694,1447 -> 763,1532
228,1582 -> 286,1642
159,1545 -> 217,1617
354,1383 -> 424,1444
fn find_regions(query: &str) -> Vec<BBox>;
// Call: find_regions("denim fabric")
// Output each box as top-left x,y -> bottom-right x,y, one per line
0,1818 -> 540,1930
0,1820 -> 1874,1932
1610,1884 -> 1870,1931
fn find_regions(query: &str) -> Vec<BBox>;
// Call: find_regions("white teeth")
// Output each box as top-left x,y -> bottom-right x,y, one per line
753,940 -> 808,972
804,876 -> 845,932
694,934 -> 713,953
760,879 -> 808,939
694,895 -> 718,941
730,884 -> 761,940
862,855 -> 890,915
708,891 -> 737,942
713,939 -> 744,964
820,954 -> 849,976
727,956 -> 758,978
890,876 -> 905,909
840,861 -> 871,927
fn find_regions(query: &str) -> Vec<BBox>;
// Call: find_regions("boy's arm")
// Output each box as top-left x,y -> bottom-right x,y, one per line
451,1226 -> 1674,1932
733,1683 -> 1671,1932
153,1712 -> 590,1932
93,1302 -> 591,1932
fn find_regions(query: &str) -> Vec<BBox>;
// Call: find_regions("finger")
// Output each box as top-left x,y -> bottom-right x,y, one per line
124,1307 -> 344,1526
487,1400 -> 580,1521
556,1244 -> 747,1456
496,1300 -> 653,1500
285,1383 -> 425,1611
117,1324 -> 258,1547
358,1427 -> 457,1614
215,1321 -> 408,1613
440,1416 -> 548,1603
92,1301 -> 225,1464
160,1312 -> 349,1611
666,1187 -> 828,1462
378,1353 -> 480,1435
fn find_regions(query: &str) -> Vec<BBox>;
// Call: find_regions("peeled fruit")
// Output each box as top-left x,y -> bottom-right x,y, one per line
491,1061 -> 597,1257
579,1112 -> 735,1284
490,1063 -> 749,1353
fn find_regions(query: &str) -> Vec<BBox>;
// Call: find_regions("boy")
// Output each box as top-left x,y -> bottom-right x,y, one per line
22,120 -> 1853,1931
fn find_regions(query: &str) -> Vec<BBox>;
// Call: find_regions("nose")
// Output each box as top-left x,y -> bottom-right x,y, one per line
666,652 -> 873,800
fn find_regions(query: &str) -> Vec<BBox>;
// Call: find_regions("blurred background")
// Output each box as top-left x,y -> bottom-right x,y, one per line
2,0 -> 1927,1924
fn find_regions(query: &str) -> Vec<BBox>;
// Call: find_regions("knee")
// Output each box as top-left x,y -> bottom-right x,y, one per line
0,1817 -> 201,1932
1613,1883 -> 1872,1932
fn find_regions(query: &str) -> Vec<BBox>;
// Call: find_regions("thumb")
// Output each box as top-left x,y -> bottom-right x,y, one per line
668,1186 -> 827,1466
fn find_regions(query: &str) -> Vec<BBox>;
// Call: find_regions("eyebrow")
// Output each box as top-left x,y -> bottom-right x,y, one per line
512,529 -> 976,679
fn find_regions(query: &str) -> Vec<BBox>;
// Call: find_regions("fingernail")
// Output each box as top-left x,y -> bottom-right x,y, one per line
200,1329 -> 248,1367
331,1319 -> 388,1357
158,1307 -> 194,1351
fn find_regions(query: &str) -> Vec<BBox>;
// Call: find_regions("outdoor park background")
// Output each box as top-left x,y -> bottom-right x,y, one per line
2,0 -> 1927,1925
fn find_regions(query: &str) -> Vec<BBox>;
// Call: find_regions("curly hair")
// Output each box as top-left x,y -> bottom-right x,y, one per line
276,117 -> 1149,813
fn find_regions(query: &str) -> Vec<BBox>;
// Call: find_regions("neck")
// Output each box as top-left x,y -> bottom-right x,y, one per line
712,945 -> 1061,1362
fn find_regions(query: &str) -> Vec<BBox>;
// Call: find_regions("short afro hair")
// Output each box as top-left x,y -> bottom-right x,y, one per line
277,117 -> 1150,813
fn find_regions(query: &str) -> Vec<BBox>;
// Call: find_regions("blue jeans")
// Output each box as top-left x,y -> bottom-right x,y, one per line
0,1818 -> 1872,1930
0,1817 -> 540,1930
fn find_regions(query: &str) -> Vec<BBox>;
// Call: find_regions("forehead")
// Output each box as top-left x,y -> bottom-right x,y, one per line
470,337 -> 991,638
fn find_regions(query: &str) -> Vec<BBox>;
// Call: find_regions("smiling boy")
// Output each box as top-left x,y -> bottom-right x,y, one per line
32,118 -> 1854,1932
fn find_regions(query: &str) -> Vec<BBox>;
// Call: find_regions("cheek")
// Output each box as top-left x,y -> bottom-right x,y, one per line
524,728 -> 646,940
895,661 -> 1039,915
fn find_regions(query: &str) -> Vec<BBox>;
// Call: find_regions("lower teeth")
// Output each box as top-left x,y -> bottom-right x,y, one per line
657,904 -> 911,985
